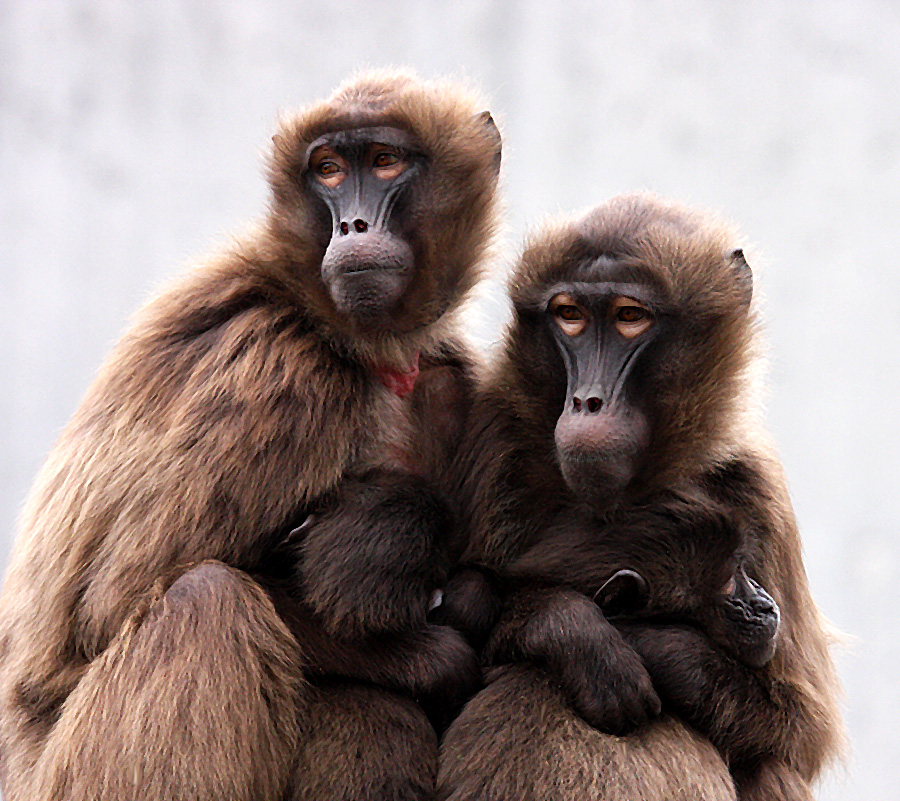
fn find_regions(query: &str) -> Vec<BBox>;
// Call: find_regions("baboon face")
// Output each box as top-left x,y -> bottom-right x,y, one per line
267,74 -> 502,339
511,198 -> 755,512
543,261 -> 662,508
706,565 -> 781,668
304,125 -> 425,326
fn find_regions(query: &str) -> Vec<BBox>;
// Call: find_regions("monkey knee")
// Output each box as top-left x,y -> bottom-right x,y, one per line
439,667 -> 568,798
301,681 -> 437,757
148,561 -> 302,689
733,760 -> 814,801
292,683 -> 437,801
440,668 -> 735,801
155,561 -> 275,628
163,560 -> 244,606
26,563 -> 304,801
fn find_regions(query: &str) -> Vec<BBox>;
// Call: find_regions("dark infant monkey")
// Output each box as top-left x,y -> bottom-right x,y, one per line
0,71 -> 502,801
436,495 -> 781,672
436,195 -> 843,801
510,490 -> 782,673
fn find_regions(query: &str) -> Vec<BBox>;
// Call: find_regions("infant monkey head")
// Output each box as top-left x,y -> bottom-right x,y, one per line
595,541 -> 781,669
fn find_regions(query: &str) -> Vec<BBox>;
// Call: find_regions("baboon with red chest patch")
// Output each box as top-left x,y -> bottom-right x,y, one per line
0,71 -> 501,801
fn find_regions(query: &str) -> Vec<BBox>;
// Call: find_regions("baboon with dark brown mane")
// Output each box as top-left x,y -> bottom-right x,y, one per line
0,71 -> 501,801
437,195 -> 843,801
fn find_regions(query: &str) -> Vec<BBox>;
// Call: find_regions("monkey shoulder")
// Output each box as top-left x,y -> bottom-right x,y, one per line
697,456 -> 785,558
700,456 -> 772,508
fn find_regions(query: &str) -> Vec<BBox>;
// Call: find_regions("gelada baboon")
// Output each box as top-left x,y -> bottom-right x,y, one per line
512,487 -> 781,671
438,195 -> 843,801
0,70 -> 501,801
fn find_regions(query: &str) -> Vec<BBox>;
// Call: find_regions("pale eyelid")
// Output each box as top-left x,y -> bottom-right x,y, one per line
316,171 -> 345,188
549,294 -> 589,336
611,295 -> 653,337
309,147 -> 348,172
610,295 -> 650,314
548,293 -> 585,314
373,150 -> 400,165
372,151 -> 408,179
309,151 -> 348,188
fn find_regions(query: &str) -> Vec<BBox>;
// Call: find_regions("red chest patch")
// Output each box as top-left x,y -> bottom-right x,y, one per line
373,351 -> 420,399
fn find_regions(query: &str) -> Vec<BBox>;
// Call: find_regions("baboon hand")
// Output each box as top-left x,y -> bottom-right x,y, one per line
299,472 -> 450,638
508,591 -> 661,735
557,631 -> 662,735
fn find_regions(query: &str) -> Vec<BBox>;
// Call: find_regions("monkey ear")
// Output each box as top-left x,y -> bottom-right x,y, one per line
729,248 -> 753,306
476,110 -> 502,172
594,569 -> 649,617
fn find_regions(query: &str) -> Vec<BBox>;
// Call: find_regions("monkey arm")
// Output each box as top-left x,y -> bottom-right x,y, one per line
297,470 -> 453,640
267,590 -> 479,731
0,266 -> 376,687
618,622 -> 823,793
484,586 -> 661,735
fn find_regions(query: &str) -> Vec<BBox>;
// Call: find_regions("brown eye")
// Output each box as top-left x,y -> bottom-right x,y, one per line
611,296 -> 653,339
309,148 -> 348,188
372,147 -> 407,179
549,294 -> 588,336
556,305 -> 584,322
374,151 -> 399,167
616,306 -> 646,323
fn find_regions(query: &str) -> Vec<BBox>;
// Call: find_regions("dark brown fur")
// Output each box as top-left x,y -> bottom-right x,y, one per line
438,195 -> 843,801
0,70 -> 501,801
509,469 -> 781,670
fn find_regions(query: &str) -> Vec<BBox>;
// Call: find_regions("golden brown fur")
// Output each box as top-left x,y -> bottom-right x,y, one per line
438,195 -> 843,800
440,666 -> 736,801
0,70 -> 501,800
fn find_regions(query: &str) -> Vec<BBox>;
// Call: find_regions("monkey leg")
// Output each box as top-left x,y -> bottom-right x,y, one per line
438,665 -> 736,801
733,759 -> 815,801
290,679 -> 439,801
26,561 -> 305,801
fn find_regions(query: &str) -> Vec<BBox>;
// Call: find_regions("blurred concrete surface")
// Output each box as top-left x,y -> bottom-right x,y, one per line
1,1 -> 898,796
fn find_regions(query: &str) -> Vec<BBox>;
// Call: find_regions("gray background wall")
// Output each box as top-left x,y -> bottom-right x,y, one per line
1,1 -> 897,796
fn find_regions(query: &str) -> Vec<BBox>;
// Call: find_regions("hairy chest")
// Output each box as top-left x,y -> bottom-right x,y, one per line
355,360 -> 471,482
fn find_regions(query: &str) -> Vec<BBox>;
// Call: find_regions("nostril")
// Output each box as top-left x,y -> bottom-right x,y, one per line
340,221 -> 350,235
572,397 -> 582,412
353,219 -> 368,233
586,397 -> 602,413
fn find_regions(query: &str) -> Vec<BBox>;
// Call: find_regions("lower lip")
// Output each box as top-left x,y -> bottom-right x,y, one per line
341,265 -> 406,276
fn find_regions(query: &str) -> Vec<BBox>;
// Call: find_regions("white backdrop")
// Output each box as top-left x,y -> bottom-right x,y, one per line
2,2 -> 898,796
